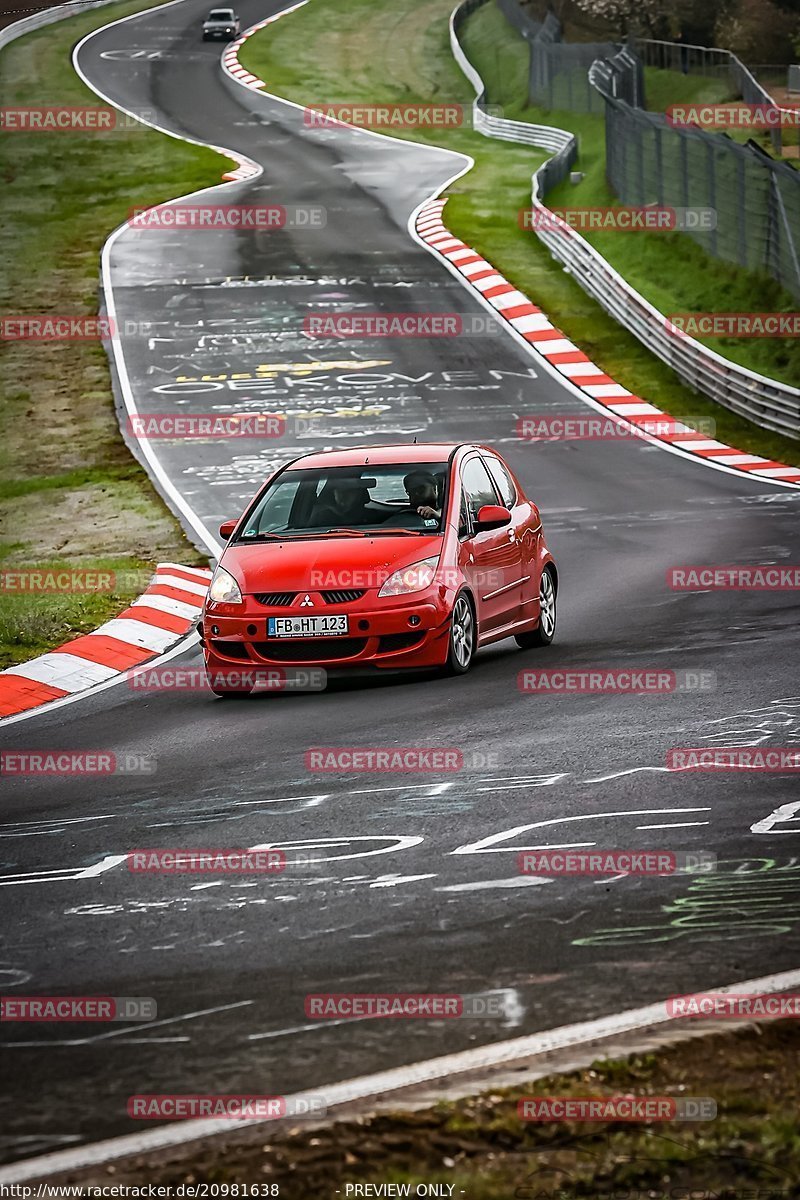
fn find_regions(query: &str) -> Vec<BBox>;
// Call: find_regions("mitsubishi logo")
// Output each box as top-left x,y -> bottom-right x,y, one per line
299,594 -> 314,607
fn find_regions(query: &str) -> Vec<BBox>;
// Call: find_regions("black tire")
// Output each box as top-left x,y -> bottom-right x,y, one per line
444,592 -> 476,675
515,567 -> 556,649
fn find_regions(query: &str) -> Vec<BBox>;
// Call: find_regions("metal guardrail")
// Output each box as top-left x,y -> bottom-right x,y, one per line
450,0 -> 800,440
0,0 -> 119,51
450,0 -> 572,154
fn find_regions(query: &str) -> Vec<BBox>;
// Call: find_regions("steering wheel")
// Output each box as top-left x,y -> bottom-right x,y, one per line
380,508 -> 429,529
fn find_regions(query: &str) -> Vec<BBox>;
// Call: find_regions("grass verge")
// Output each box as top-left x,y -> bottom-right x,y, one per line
240,0 -> 800,466
88,1021 -> 800,1195
0,0 -> 227,667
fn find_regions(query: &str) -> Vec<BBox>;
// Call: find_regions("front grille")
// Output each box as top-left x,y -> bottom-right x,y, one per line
254,592 -> 297,607
210,640 -> 250,659
321,589 -> 365,605
377,632 -> 425,653
253,638 -> 367,662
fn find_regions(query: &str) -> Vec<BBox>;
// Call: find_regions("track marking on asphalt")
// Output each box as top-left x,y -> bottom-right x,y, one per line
637,821 -> 710,829
451,809 -> 711,854
435,877 -> 552,891
751,802 -> 800,834
0,855 -> 126,887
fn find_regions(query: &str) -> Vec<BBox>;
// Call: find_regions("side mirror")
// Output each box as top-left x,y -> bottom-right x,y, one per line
219,519 -> 237,540
474,504 -> 512,532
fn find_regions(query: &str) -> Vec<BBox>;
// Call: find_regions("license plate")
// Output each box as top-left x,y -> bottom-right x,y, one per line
267,615 -> 349,638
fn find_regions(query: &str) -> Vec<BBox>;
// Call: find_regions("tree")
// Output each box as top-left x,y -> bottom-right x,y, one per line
716,0 -> 800,63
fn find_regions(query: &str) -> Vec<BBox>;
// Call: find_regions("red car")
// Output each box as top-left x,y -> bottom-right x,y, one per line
201,443 -> 557,695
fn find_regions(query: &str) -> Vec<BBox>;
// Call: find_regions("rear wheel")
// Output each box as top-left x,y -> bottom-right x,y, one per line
515,568 -> 556,649
444,592 -> 475,675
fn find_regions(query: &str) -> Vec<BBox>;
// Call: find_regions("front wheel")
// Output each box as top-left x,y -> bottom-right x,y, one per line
516,568 -> 556,648
444,592 -> 475,675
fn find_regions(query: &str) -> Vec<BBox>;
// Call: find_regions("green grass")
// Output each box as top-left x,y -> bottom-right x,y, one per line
240,0 -> 799,466
643,66 -> 735,111
0,555 -> 157,669
0,0 -> 220,664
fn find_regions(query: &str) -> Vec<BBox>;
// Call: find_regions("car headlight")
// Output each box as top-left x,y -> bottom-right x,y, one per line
208,567 -> 243,605
378,557 -> 438,598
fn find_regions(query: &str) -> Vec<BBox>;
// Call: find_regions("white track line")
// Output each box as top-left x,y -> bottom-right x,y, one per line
72,0 -> 265,558
3,965 -> 800,1182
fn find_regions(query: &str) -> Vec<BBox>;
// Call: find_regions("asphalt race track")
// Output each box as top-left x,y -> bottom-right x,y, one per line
1,0 -> 800,1165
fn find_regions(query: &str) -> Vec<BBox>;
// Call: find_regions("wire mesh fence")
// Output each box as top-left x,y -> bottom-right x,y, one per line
592,77 -> 800,300
495,0 -> 800,300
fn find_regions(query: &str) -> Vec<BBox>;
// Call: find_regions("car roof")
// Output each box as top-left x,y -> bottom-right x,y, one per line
287,443 -> 467,471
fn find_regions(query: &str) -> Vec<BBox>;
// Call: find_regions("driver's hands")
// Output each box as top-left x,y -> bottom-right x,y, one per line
416,505 -> 440,519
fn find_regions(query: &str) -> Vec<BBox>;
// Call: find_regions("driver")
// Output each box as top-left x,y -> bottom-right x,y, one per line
403,471 -> 441,520
312,477 -> 372,526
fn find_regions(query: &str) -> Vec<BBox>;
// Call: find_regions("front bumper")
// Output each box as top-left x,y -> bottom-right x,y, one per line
202,592 -> 452,670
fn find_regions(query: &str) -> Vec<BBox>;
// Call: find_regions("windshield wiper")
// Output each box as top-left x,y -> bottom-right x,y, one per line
237,532 -> 319,542
360,528 -> 431,537
320,528 -> 369,537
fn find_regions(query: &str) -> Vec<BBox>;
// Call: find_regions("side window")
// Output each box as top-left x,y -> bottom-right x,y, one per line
461,456 -> 500,521
458,488 -> 471,537
484,456 -> 516,508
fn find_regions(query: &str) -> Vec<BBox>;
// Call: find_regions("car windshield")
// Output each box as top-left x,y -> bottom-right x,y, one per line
236,462 -> 449,540
207,10 -> 233,18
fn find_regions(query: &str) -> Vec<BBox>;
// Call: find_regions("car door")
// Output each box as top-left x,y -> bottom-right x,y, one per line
482,452 -> 540,624
459,455 -> 523,635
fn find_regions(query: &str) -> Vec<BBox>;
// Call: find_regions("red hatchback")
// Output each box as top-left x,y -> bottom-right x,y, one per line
201,443 -> 557,694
